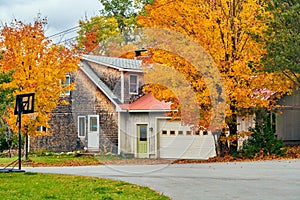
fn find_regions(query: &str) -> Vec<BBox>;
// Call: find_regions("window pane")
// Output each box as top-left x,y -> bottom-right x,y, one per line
130,75 -> 137,83
129,75 -> 138,93
90,117 -> 98,132
37,126 -> 47,132
66,75 -> 70,85
63,75 -> 71,95
79,117 -> 85,137
139,125 -> 147,141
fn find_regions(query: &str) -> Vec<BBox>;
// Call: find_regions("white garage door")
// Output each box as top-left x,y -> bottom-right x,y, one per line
157,119 -> 216,159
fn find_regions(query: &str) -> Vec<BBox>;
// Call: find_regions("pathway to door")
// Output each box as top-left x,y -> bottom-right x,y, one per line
26,159 -> 300,200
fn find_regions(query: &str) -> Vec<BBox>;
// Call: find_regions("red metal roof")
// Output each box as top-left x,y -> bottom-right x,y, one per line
120,93 -> 172,111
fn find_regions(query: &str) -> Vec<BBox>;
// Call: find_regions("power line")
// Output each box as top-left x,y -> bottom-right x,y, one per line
56,36 -> 77,45
46,14 -> 124,44
47,26 -> 80,39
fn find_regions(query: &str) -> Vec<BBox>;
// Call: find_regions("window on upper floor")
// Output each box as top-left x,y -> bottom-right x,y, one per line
61,74 -> 71,96
129,75 -> 138,94
37,126 -> 48,132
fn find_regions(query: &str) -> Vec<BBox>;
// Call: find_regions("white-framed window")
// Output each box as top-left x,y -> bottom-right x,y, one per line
129,75 -> 138,94
88,115 -> 99,132
37,126 -> 48,132
78,116 -> 86,137
62,74 -> 71,95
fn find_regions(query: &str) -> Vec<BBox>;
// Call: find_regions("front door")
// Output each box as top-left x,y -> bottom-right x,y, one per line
87,115 -> 99,150
137,124 -> 148,158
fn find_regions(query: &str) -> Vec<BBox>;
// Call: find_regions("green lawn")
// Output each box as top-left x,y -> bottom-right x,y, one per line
0,153 -> 127,167
0,172 -> 170,200
0,155 -> 99,167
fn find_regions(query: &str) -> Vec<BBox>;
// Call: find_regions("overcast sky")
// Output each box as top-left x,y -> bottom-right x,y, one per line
0,0 -> 102,43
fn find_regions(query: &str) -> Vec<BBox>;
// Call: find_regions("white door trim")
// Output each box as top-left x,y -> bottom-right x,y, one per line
87,115 -> 99,150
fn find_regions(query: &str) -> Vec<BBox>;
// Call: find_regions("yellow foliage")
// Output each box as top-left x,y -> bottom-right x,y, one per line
137,0 -> 293,129
0,19 -> 80,136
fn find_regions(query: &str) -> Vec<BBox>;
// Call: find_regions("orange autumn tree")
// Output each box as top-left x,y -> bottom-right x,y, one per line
138,0 -> 295,152
0,19 -> 80,137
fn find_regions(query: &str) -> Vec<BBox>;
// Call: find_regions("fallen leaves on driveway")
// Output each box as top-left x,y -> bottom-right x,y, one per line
172,145 -> 300,164
16,145 -> 300,167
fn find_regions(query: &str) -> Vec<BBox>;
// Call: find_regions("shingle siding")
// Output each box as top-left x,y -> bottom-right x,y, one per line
30,95 -> 78,152
30,69 -> 118,153
29,55 -> 143,153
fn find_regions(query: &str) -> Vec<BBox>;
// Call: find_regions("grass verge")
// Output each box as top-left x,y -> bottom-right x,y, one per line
0,153 -> 171,167
0,154 -> 101,167
0,172 -> 170,200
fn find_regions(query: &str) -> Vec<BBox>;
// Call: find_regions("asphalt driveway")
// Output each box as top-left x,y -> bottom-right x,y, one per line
25,159 -> 300,200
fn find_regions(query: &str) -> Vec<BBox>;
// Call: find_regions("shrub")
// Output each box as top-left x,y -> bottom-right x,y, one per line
238,110 -> 286,159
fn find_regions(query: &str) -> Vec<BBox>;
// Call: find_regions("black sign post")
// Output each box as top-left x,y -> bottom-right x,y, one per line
14,93 -> 35,172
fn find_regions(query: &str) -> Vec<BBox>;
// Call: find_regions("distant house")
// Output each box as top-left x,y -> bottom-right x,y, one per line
275,92 -> 300,144
29,54 -> 216,159
237,91 -> 300,148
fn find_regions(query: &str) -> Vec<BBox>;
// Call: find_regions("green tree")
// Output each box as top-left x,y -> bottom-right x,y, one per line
238,109 -> 286,159
0,70 -> 15,115
99,0 -> 152,32
0,51 -> 16,153
76,0 -> 153,53
77,16 -> 120,54
262,0 -> 300,87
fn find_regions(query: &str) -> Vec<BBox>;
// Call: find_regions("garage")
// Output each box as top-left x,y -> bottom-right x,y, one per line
157,118 -> 216,159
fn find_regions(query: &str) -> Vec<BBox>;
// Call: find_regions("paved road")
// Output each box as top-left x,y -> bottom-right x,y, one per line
25,159 -> 300,200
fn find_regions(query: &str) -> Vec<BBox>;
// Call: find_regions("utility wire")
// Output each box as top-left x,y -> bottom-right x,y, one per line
45,13 -> 122,44
47,26 -> 80,39
56,36 -> 78,45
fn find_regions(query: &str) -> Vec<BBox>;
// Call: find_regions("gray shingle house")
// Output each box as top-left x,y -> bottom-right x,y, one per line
29,54 -> 300,158
29,54 -> 217,159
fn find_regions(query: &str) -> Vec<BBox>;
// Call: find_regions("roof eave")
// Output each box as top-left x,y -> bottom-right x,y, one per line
81,57 -> 143,73
118,109 -> 175,113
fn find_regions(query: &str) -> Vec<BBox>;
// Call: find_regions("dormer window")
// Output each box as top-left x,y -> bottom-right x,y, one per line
129,75 -> 138,94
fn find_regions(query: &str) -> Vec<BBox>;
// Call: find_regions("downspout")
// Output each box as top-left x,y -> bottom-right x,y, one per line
118,111 -> 121,155
121,71 -> 124,103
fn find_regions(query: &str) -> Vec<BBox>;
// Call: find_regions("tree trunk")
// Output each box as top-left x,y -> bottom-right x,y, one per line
226,103 -> 238,154
220,128 -> 230,157
228,113 -> 238,154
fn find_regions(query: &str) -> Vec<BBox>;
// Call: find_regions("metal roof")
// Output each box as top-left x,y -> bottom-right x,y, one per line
81,54 -> 142,71
120,93 -> 172,112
